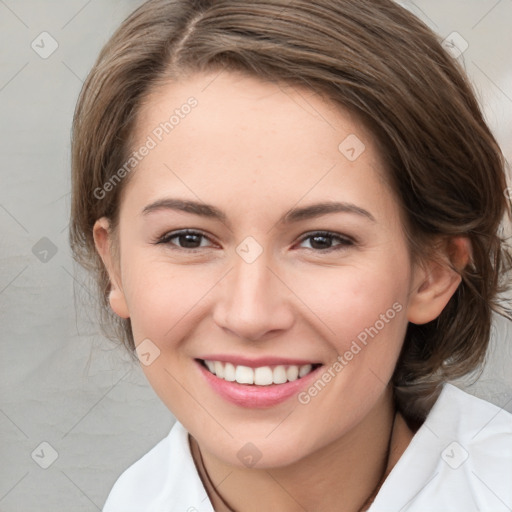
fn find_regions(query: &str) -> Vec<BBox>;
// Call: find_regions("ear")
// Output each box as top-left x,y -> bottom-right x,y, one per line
407,237 -> 471,325
93,217 -> 130,319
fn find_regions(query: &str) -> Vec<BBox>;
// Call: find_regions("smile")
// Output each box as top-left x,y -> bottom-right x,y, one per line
196,357 -> 324,408
202,359 -> 319,386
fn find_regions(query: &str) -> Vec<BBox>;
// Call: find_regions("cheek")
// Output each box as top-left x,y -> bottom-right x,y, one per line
294,258 -> 410,350
289,260 -> 410,426
121,255 -> 221,345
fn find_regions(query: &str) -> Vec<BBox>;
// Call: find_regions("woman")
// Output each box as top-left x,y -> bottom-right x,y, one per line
69,0 -> 512,510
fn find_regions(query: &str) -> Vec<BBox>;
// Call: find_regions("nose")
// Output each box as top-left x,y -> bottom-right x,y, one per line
212,253 -> 295,342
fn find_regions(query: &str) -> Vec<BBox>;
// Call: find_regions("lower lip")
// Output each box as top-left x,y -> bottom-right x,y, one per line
196,360 -> 323,408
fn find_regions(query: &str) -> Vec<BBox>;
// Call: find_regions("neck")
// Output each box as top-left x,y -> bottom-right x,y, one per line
190,387 -> 415,512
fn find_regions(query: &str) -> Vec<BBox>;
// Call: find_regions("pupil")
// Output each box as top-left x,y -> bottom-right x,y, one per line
311,235 -> 331,249
181,234 -> 200,248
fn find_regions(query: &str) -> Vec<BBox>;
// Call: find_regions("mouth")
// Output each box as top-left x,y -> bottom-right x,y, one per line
199,359 -> 321,385
195,358 -> 324,408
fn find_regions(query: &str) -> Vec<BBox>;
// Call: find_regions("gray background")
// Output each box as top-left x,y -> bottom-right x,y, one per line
0,1 -> 511,510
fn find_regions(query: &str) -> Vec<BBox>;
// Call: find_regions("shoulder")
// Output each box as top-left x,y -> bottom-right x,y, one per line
436,382 -> 512,438
102,421 -> 213,512
371,383 -> 512,512
431,383 -> 512,464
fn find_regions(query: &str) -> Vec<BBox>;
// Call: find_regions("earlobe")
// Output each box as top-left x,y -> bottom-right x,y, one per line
93,217 -> 130,319
407,237 -> 470,325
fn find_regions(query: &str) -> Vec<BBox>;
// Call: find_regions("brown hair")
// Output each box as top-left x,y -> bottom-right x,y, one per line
69,0 -> 512,422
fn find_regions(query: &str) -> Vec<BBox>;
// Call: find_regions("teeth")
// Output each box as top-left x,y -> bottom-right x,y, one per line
214,361 -> 224,379
286,365 -> 299,382
254,366 -> 273,386
299,364 -> 312,378
203,360 -> 317,385
235,365 -> 254,384
224,362 -> 236,382
273,365 -> 287,384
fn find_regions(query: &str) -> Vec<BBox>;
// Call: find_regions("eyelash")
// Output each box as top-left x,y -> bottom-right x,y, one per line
153,229 -> 355,253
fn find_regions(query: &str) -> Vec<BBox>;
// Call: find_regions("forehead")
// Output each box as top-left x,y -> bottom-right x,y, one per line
123,71 -> 397,224
135,71 -> 372,155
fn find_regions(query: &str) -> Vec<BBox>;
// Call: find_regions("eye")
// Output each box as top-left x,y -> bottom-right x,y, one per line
297,231 -> 354,251
153,229 -> 354,253
154,229 -> 214,250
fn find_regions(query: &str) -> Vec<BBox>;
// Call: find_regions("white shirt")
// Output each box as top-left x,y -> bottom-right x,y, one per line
103,384 -> 512,511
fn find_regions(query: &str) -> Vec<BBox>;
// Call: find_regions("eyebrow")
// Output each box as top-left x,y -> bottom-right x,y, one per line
141,198 -> 376,225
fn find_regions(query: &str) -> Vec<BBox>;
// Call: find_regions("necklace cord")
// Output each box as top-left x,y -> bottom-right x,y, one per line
357,408 -> 397,512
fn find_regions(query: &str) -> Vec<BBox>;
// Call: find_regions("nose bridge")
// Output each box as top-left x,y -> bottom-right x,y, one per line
213,248 -> 294,340
232,254 -> 272,308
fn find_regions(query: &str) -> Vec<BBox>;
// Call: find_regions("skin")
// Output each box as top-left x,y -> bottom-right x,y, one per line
94,71 -> 466,511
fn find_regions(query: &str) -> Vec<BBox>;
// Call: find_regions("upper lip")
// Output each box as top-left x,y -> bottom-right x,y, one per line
197,355 -> 322,368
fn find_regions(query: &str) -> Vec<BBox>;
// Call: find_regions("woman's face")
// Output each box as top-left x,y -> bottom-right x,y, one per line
97,71 -> 429,468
